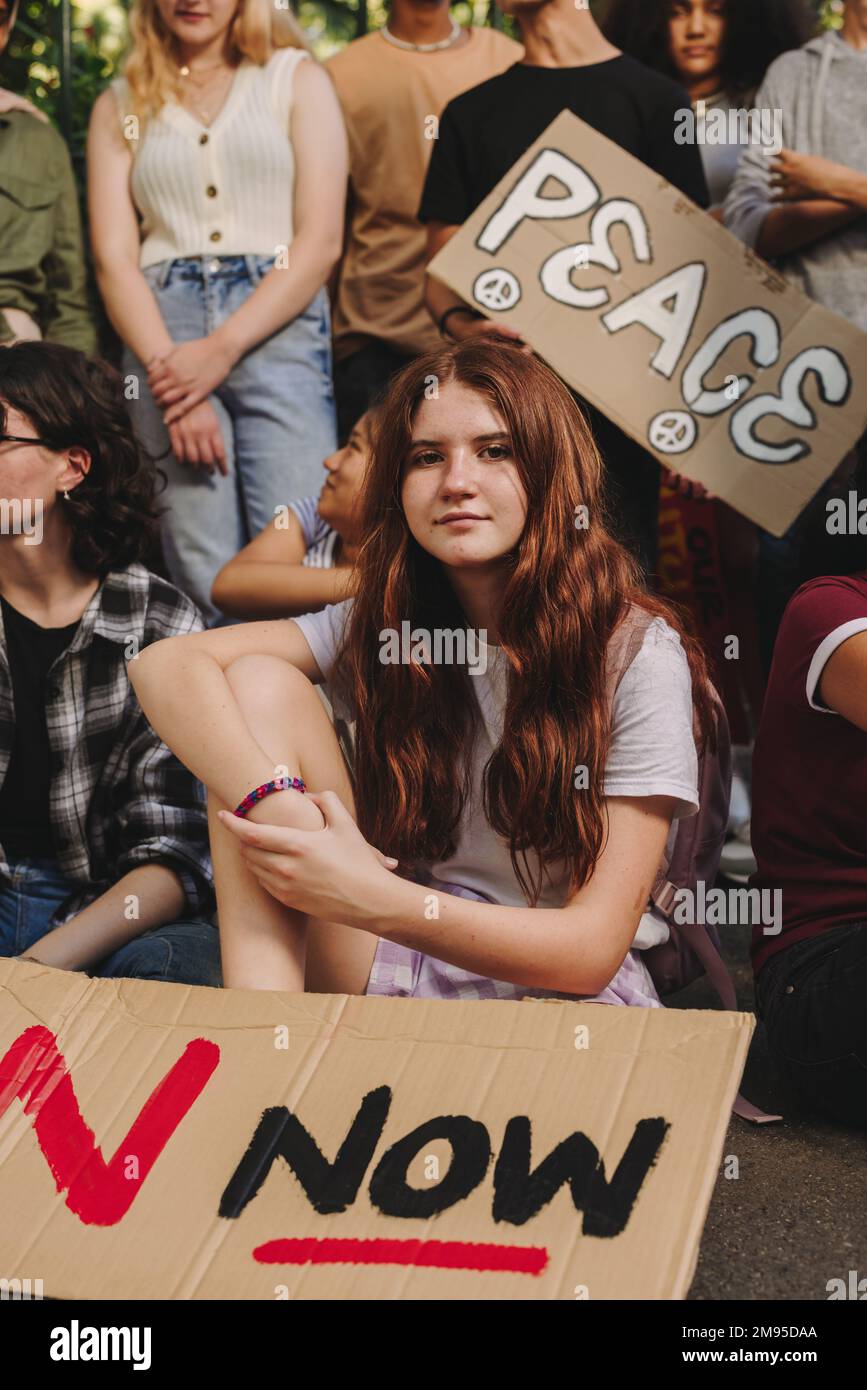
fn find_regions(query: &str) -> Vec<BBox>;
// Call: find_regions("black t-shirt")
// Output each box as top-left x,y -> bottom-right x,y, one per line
419,56 -> 709,226
0,596 -> 81,859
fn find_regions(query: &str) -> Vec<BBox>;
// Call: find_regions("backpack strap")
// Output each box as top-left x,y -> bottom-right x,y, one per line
650,682 -> 730,914
603,604 -> 656,700
605,604 -> 684,899
606,608 -> 782,1124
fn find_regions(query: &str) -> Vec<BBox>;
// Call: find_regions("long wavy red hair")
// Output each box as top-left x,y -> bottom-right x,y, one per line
334,341 -> 716,902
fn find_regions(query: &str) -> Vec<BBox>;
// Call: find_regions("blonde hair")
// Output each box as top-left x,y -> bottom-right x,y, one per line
123,0 -> 310,126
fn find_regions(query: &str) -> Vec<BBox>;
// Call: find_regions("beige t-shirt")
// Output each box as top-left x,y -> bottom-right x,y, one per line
326,26 -> 522,361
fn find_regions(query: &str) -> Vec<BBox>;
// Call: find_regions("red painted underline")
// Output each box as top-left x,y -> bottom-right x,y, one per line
254,1237 -> 549,1276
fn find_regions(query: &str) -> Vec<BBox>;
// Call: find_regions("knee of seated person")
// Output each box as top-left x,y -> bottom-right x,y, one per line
225,654 -> 316,721
96,933 -> 173,983
96,924 -> 222,987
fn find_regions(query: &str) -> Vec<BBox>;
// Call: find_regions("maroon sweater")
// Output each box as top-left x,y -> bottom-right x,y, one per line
751,572 -> 867,975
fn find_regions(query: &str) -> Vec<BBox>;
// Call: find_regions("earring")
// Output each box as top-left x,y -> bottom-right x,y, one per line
62,489 -> 70,500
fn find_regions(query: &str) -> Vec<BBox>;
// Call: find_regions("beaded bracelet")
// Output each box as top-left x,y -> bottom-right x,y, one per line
233,776 -> 307,818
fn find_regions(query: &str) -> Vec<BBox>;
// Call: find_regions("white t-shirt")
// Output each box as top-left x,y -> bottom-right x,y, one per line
293,601 -> 699,949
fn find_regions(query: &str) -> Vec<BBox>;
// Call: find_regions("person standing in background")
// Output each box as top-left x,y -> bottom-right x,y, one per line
604,0 -> 815,216
724,0 -> 867,321
87,0 -> 347,625
0,0 -> 96,351
604,0 -> 815,878
723,0 -> 867,673
418,0 -> 710,578
325,0 -> 520,445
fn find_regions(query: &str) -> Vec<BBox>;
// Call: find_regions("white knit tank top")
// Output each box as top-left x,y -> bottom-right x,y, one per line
113,46 -> 309,268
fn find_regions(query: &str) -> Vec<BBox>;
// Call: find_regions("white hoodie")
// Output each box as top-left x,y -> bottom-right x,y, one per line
723,31 -> 867,331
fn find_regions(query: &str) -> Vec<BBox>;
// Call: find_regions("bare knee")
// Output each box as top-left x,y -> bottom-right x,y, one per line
225,655 -> 318,730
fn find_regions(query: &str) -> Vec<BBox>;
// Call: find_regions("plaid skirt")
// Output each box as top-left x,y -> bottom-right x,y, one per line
365,879 -> 662,1008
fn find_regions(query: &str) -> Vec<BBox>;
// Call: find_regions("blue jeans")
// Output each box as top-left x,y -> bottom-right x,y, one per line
0,857 -> 222,986
125,255 -> 336,623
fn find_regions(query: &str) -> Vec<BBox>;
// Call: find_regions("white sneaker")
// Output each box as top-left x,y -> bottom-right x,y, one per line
719,819 -> 757,884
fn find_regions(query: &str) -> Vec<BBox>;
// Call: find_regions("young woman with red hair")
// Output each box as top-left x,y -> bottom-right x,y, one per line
130,342 -> 714,1001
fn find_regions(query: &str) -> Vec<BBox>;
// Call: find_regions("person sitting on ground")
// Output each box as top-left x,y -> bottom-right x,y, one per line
0,341 -> 219,985
211,408 -> 376,620
750,441 -> 867,1130
129,341 -> 715,1005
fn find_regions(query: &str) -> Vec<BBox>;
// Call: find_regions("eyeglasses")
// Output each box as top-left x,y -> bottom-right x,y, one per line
0,434 -> 46,446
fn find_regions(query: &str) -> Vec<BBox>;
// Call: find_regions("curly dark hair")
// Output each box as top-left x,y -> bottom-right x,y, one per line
603,0 -> 816,96
0,341 -> 165,576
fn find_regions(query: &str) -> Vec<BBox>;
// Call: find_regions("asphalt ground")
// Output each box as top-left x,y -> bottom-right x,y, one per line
670,892 -> 867,1301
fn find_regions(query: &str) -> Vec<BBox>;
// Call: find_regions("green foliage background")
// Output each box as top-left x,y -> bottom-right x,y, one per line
0,0 -> 843,162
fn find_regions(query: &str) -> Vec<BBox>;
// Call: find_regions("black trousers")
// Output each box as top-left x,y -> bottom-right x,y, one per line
333,340 -> 414,447
579,401 -> 660,580
756,920 -> 867,1128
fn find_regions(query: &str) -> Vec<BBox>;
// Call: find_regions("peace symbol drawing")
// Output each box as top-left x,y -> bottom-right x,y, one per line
647,410 -> 698,456
472,268 -> 522,312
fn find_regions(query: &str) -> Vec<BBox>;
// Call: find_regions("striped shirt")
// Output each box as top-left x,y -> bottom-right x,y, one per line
0,563 -> 214,926
289,496 -> 340,570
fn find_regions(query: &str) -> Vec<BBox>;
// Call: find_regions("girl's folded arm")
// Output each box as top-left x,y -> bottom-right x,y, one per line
213,562 -> 355,620
372,795 -> 677,995
211,508 -> 356,618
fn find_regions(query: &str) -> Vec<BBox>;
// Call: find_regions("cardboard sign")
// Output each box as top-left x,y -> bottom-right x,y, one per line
427,111 -> 867,538
0,959 -> 752,1300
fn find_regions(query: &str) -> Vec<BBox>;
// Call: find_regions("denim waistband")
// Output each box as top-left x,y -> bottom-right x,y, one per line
2,855 -> 71,886
146,254 -> 277,291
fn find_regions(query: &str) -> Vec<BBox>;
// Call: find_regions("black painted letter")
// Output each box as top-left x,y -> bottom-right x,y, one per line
369,1116 -> 491,1218
493,1116 -> 669,1235
219,1085 -> 392,1219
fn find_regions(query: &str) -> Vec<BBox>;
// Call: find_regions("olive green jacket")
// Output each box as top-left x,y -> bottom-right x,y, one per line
0,108 -> 96,353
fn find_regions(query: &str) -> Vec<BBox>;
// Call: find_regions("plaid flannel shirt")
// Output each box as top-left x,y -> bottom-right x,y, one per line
0,562 -> 214,926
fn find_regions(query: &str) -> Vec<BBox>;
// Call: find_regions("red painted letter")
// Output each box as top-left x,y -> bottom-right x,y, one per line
0,1025 -> 219,1225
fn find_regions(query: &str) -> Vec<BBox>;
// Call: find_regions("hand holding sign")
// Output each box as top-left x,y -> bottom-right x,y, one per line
451,317 -> 531,352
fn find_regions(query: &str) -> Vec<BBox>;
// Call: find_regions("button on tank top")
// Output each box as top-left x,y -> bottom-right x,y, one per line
112,46 -> 309,268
